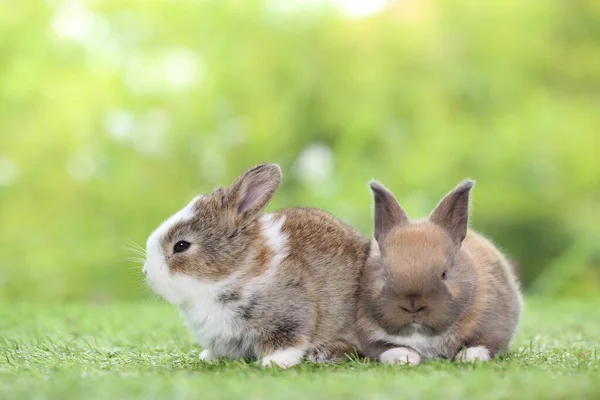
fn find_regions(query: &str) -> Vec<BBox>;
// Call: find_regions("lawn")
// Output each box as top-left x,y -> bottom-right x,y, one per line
1,298 -> 599,400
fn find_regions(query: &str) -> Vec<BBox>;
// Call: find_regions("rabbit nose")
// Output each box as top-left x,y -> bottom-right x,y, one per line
142,266 -> 148,276
399,297 -> 427,314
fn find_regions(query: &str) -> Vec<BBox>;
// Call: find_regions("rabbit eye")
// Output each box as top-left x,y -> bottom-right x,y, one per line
173,241 -> 191,253
441,270 -> 447,280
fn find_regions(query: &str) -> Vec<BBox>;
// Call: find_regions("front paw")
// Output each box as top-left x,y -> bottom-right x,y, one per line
455,346 -> 491,363
199,349 -> 217,362
379,347 -> 421,365
261,347 -> 305,369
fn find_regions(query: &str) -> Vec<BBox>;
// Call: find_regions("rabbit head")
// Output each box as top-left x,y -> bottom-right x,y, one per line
142,163 -> 282,305
366,179 -> 477,336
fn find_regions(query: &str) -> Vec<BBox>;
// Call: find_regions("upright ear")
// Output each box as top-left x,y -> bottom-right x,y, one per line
429,179 -> 474,244
224,163 -> 282,219
369,181 -> 409,247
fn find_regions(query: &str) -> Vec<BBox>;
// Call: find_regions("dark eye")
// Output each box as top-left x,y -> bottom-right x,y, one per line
173,241 -> 191,253
441,270 -> 447,280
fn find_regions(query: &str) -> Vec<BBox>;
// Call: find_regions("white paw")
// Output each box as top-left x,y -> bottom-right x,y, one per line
455,346 -> 491,362
199,349 -> 217,361
261,347 -> 305,368
380,347 -> 421,365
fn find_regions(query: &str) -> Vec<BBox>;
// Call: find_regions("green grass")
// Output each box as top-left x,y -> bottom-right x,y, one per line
1,298 -> 599,400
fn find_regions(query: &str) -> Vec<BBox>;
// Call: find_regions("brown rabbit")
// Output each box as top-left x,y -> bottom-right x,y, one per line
142,163 -> 371,368
357,179 -> 522,364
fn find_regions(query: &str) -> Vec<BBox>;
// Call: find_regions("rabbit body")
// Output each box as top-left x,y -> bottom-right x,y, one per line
358,180 -> 522,364
143,164 -> 370,367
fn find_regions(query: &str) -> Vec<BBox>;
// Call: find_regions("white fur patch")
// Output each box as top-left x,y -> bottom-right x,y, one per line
380,347 -> 421,365
260,213 -> 289,271
369,239 -> 381,258
143,196 -> 202,304
199,349 -> 217,361
178,276 -> 249,353
373,327 -> 451,360
240,213 -> 289,297
455,346 -> 491,362
261,347 -> 305,368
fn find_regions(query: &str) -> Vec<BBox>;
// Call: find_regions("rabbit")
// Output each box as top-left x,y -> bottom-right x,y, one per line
142,163 -> 371,368
357,179 -> 522,365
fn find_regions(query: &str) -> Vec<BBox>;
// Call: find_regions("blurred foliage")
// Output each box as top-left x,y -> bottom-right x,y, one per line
1,0 -> 599,301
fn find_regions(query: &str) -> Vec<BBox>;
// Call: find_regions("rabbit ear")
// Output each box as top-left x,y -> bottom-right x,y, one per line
429,179 -> 474,244
224,164 -> 282,219
370,181 -> 410,247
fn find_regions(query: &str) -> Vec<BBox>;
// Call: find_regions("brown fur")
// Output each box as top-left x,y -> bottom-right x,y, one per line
153,164 -> 371,364
358,180 -> 522,361
270,207 -> 372,360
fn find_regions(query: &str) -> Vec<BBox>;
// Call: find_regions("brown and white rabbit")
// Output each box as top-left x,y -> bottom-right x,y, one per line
357,179 -> 522,365
142,163 -> 371,368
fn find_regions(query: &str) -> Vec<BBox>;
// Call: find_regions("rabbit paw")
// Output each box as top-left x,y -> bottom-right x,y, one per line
455,346 -> 491,362
380,347 -> 421,365
261,347 -> 305,368
199,349 -> 217,361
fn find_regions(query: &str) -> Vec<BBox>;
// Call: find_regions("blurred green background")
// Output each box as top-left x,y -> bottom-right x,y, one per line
1,0 -> 599,302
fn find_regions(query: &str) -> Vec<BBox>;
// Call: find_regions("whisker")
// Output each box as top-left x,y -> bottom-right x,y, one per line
136,278 -> 158,297
124,239 -> 146,256
127,253 -> 145,261
124,239 -> 163,302
125,257 -> 146,263
125,247 -> 146,256
135,276 -> 148,286
126,238 -> 145,250
125,254 -> 145,259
